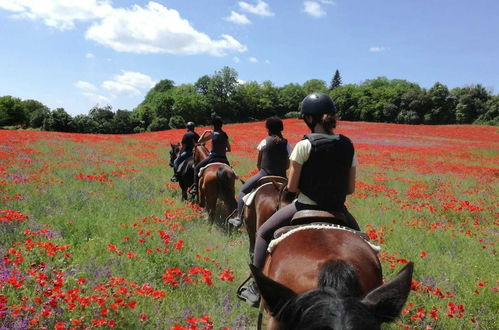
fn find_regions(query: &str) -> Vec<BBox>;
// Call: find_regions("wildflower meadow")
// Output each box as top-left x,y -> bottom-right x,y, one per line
1,119 -> 497,329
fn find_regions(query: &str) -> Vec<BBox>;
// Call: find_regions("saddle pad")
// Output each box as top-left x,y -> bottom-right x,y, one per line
198,162 -> 233,177
267,224 -> 381,254
242,182 -> 273,206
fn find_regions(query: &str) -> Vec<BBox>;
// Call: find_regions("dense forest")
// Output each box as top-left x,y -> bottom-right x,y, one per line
1,67 -> 498,133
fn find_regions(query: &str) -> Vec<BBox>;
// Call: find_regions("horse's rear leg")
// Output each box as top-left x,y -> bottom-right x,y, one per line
205,186 -> 218,225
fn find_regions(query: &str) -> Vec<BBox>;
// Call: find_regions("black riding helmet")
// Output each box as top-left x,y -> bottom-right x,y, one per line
300,92 -> 337,117
186,121 -> 195,130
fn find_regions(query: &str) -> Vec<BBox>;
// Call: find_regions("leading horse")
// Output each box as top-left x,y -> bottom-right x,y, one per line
193,144 -> 237,224
169,143 -> 194,201
252,224 -> 413,329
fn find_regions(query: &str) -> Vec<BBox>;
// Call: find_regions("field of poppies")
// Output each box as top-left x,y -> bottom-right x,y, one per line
1,119 -> 497,329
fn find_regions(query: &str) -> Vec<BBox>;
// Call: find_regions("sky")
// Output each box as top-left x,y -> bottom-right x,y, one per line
1,0 -> 498,116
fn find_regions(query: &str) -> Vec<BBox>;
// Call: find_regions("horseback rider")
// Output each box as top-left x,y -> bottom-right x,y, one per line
171,121 -> 200,182
238,92 -> 361,307
190,116 -> 231,194
228,116 -> 291,227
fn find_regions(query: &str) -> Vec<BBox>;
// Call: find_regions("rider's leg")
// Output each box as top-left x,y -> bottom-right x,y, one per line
229,169 -> 267,226
239,202 -> 298,306
191,156 -> 212,193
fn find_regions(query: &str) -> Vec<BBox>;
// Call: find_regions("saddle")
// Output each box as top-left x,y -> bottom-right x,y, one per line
270,210 -> 380,253
198,162 -> 232,177
242,176 -> 287,207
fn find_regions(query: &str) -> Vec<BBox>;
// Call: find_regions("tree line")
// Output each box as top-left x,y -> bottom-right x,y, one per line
1,67 -> 498,133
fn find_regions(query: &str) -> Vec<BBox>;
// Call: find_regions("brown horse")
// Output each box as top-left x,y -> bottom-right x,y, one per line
193,144 -> 237,223
242,176 -> 289,259
250,224 -> 413,329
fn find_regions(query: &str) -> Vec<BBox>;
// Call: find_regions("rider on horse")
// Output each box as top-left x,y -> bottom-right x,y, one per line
171,121 -> 200,182
228,116 -> 291,227
190,116 -> 231,194
239,92 -> 361,307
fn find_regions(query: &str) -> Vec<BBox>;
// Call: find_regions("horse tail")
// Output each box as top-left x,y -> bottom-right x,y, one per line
318,260 -> 363,298
216,167 -> 237,210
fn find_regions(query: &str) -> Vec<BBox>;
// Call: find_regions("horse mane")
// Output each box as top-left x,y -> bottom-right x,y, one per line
318,260 -> 363,298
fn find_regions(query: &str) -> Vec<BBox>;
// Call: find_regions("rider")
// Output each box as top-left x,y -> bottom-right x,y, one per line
238,92 -> 361,307
171,121 -> 200,182
190,116 -> 231,194
228,116 -> 291,227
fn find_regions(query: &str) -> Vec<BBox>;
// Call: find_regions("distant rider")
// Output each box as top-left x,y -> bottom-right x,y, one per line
171,121 -> 200,182
228,117 -> 290,227
190,116 -> 231,194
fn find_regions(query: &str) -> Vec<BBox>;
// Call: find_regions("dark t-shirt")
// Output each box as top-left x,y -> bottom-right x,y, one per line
211,131 -> 229,157
182,131 -> 200,151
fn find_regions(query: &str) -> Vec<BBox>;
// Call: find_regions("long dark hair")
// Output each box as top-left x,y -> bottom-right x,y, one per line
265,116 -> 286,143
212,116 -> 223,132
304,113 -> 337,134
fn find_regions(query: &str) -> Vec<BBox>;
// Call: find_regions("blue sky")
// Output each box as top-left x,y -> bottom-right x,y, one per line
1,0 -> 498,115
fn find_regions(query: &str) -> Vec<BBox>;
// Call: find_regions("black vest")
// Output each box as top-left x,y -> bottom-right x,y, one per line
260,136 -> 288,176
298,134 -> 354,211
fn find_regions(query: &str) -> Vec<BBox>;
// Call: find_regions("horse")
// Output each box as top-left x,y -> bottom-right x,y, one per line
242,176 -> 289,259
169,143 -> 195,201
193,144 -> 237,224
250,214 -> 413,329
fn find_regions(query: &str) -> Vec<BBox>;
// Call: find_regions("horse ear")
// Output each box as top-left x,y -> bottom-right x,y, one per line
361,262 -> 414,323
249,264 -> 297,316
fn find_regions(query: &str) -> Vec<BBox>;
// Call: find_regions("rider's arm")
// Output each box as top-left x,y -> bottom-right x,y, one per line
286,160 -> 302,193
347,166 -> 356,194
197,130 -> 212,143
256,150 -> 262,170
179,143 -> 186,153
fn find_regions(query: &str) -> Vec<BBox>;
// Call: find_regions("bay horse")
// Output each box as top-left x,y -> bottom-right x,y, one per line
242,176 -> 289,259
169,143 -> 194,201
193,144 -> 237,224
251,221 -> 413,329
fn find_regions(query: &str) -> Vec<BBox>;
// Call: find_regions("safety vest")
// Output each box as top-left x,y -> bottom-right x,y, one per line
298,133 -> 354,211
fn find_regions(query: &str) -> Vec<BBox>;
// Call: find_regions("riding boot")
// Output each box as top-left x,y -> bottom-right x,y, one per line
189,183 -> 198,194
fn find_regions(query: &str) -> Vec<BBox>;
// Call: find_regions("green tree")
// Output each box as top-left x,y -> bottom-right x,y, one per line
195,75 -> 211,95
475,96 -> 499,125
0,96 -> 26,126
170,84 -> 209,125
329,70 -> 342,90
43,108 -> 72,132
425,82 -> 455,124
207,66 -> 239,118
278,83 -> 306,117
303,79 -> 327,95
168,115 -> 186,129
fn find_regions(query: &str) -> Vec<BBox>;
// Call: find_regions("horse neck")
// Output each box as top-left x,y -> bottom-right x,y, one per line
195,145 -> 209,162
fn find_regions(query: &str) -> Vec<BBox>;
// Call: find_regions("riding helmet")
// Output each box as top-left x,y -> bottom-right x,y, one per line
300,92 -> 337,117
186,121 -> 195,130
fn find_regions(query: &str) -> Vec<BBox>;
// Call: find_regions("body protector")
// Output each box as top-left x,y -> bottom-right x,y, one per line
210,131 -> 228,157
260,136 -> 288,176
298,133 -> 354,211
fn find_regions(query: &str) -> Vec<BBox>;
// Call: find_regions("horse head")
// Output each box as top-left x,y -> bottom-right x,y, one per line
251,261 -> 413,330
169,143 -> 180,167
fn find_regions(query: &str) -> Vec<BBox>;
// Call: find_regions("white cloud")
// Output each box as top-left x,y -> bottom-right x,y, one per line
233,56 -> 240,63
82,92 -> 112,104
369,46 -> 386,52
320,0 -> 335,4
303,1 -> 326,17
237,79 -> 246,85
225,11 -> 251,24
0,0 -> 113,30
74,80 -> 97,92
264,59 -> 271,64
85,2 -> 247,56
239,0 -> 274,17
85,52 -> 95,58
102,71 -> 155,96
249,57 -> 258,63
0,1 -> 247,56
